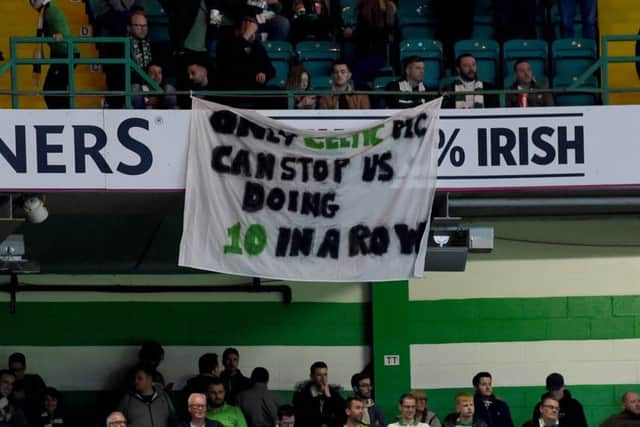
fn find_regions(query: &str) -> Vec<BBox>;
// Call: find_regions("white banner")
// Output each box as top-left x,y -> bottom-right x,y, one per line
178,98 -> 442,281
2,106 -> 640,192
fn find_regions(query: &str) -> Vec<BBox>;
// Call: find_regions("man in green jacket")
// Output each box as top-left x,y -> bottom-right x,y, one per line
206,378 -> 247,427
29,0 -> 79,108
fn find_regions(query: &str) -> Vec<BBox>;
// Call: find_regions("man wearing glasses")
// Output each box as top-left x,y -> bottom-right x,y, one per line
351,373 -> 385,426
179,394 -> 223,427
106,412 -> 128,427
531,374 -> 586,427
525,396 -> 561,427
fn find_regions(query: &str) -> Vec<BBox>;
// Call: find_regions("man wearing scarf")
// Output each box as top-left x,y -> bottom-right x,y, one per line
385,56 -> 436,109
29,0 -> 79,109
442,53 -> 498,109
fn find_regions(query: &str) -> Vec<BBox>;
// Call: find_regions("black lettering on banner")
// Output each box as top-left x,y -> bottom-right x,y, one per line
320,193 -> 339,218
558,126 -> 584,164
317,229 -> 340,259
230,149 -> 251,176
211,145 -> 232,173
297,157 -> 313,182
370,226 -> 390,255
236,116 -> 266,140
255,152 -> 276,180
349,225 -> 370,256
278,130 -> 297,146
266,128 -> 280,144
362,151 -> 393,182
73,126 -> 112,173
289,228 -> 314,256
490,128 -> 517,166
116,118 -> 152,175
0,126 -> 26,173
414,113 -> 427,137
333,158 -> 350,183
287,190 -> 299,212
313,159 -> 329,182
241,181 -> 264,212
35,125 -> 65,173
531,126 -> 555,165
300,192 -> 320,217
275,228 -> 290,257
392,119 -> 406,139
394,222 -> 427,254
477,128 -> 488,166
266,187 -> 286,211
518,127 -> 529,165
209,110 -> 238,134
280,157 -> 296,180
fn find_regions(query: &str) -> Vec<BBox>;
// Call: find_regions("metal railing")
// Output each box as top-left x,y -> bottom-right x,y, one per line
0,35 -> 639,109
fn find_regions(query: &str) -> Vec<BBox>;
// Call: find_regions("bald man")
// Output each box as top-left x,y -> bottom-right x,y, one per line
600,392 -> 640,427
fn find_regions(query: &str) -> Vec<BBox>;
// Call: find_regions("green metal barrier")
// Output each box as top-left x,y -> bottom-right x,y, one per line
0,35 -> 639,109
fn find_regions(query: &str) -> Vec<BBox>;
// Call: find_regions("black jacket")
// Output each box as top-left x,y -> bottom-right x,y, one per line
215,35 -> 275,90
292,382 -> 345,427
157,0 -> 218,53
220,370 -> 251,404
384,79 -> 436,109
474,394 -> 515,427
531,391 -> 587,427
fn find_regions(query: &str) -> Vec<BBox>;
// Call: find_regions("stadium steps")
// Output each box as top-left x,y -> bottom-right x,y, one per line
0,0 -> 105,109
597,0 -> 640,104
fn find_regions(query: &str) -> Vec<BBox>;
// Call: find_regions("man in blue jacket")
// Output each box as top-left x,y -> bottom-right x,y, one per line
472,372 -> 514,427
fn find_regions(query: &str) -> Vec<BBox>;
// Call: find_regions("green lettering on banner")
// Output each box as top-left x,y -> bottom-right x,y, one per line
325,137 -> 339,149
363,124 -> 384,146
304,137 -> 323,149
223,223 -> 268,256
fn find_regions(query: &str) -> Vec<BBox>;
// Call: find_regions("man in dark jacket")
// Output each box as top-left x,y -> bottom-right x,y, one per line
117,363 -> 176,427
531,374 -> 587,427
385,56 -> 436,109
442,53 -> 498,109
472,372 -> 514,427
524,396 -> 562,427
505,59 -> 554,108
220,348 -> 252,404
292,361 -> 345,427
443,392 -> 489,427
8,353 -> 45,425
237,368 -> 284,427
351,373 -> 385,426
600,391 -> 640,427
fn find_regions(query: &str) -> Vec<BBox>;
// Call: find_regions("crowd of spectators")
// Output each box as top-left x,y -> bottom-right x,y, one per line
27,0 -> 598,109
1,344 -> 640,427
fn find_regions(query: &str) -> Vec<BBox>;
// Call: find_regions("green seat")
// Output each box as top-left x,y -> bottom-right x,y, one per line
268,60 -> 291,88
310,75 -> 333,90
471,15 -> 495,41
503,39 -> 548,81
400,17 -> 436,41
399,39 -> 443,87
296,41 -> 340,77
552,38 -> 597,78
553,75 -> 598,106
264,41 -> 294,61
454,39 -> 500,84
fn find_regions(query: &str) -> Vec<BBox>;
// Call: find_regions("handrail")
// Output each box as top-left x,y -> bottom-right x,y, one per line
1,35 -> 639,109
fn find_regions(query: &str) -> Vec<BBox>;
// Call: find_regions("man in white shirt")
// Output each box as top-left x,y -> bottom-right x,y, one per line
388,393 -> 430,427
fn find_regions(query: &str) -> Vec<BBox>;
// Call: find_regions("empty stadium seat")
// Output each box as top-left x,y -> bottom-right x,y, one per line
264,41 -> 294,61
311,75 -> 333,90
552,38 -> 597,78
268,61 -> 290,88
454,39 -> 500,84
471,15 -> 496,41
372,76 -> 399,91
399,39 -> 443,87
296,41 -> 340,79
553,75 -> 598,106
503,39 -> 548,80
400,16 -> 437,40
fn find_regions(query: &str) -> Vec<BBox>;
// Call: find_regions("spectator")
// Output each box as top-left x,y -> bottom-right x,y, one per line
350,0 -> 397,84
443,392 -> 488,427
288,0 -> 341,43
117,363 -> 176,427
276,405 -> 295,427
318,60 -> 370,109
0,370 -> 26,427
29,0 -> 79,109
183,354 -> 221,406
236,368 -> 284,427
95,0 -> 144,36
505,59 -> 554,107
525,396 -> 561,427
158,0 -> 216,108
600,391 -> 640,427
240,0 -> 290,41
37,387 -> 64,427
412,390 -> 441,427
178,393 -> 223,427
343,397 -> 366,427
285,64 -> 317,109
351,373 -> 384,427
8,353 -> 45,425
385,56 -> 435,109
531,374 -> 587,427
206,378 -> 247,427
220,348 -> 251,404
292,361 -> 345,427
442,54 -> 498,109
132,63 -> 178,109
137,341 -> 169,389
106,412 -> 128,427
215,17 -> 276,108
128,12 -> 154,73
388,393 -> 429,427
472,372 -> 514,427
558,0 -> 597,40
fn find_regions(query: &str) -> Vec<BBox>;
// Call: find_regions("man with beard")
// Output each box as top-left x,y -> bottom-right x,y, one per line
206,379 -> 247,427
350,373 -> 384,426
442,53 -> 498,109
